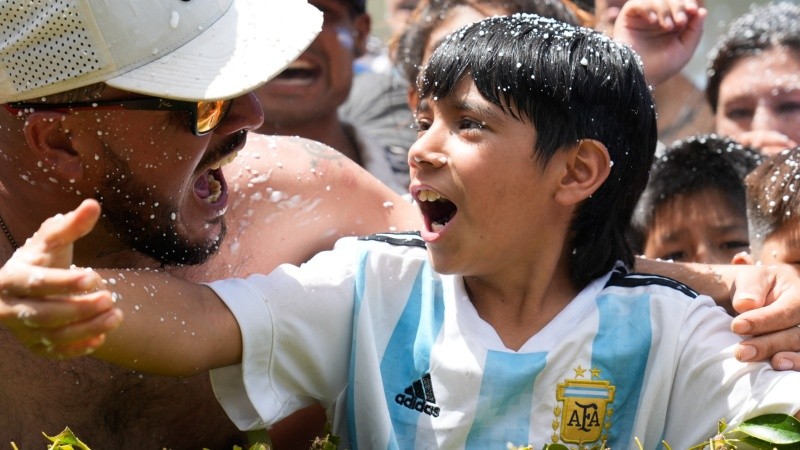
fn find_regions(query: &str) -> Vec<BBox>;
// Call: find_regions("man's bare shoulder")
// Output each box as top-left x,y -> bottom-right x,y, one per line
181,134 -> 420,280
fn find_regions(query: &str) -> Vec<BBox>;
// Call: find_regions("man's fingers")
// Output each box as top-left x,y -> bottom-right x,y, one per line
732,264 -> 800,335
771,351 -> 800,372
10,199 -> 101,269
730,266 -> 773,313
736,326 -> 800,366
23,308 -> 122,354
0,265 -> 101,297
733,298 -> 800,336
1,291 -> 116,329
30,334 -> 109,360
32,199 -> 101,250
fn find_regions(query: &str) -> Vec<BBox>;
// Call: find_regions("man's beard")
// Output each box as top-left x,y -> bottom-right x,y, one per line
96,156 -> 225,267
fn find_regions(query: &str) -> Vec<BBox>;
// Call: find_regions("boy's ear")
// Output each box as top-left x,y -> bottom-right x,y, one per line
22,112 -> 85,181
554,139 -> 611,206
731,251 -> 754,265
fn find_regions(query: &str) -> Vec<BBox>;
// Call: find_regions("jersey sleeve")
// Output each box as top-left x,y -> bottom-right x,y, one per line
663,295 -> 800,441
207,240 -> 364,430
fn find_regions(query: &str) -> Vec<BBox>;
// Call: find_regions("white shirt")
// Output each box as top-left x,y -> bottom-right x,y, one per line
209,233 -> 800,449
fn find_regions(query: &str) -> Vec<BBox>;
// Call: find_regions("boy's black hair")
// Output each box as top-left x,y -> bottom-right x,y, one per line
744,147 -> 800,258
419,13 -> 656,287
394,0 -> 582,88
706,1 -> 800,113
629,134 -> 763,254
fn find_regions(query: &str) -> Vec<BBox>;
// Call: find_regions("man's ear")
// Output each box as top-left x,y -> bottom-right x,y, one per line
22,112 -> 84,181
731,251 -> 755,265
352,13 -> 371,58
554,139 -> 611,206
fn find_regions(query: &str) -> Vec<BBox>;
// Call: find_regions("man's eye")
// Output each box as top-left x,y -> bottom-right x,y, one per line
725,107 -> 753,120
777,101 -> 800,114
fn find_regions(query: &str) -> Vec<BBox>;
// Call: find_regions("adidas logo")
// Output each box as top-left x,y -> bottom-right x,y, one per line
394,373 -> 441,417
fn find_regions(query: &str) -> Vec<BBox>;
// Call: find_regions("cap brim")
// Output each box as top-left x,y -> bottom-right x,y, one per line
106,0 -> 322,101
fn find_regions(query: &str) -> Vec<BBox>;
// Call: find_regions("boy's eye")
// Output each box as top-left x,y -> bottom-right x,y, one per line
659,250 -> 687,262
413,119 -> 431,132
721,241 -> 749,251
459,118 -> 485,130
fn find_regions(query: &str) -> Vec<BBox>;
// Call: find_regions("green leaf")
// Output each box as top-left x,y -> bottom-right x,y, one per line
542,445 -> 569,450
736,414 -> 800,445
43,428 -> 91,450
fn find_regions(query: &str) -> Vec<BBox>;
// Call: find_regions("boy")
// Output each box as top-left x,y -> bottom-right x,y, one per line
2,14 -> 798,449
736,147 -> 800,266
630,134 -> 762,266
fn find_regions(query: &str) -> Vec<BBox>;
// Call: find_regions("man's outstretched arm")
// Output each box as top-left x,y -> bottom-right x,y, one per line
0,199 -> 240,376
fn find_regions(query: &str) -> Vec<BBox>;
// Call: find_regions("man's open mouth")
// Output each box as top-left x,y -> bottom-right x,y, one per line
416,188 -> 457,231
195,151 -> 238,204
274,60 -> 321,84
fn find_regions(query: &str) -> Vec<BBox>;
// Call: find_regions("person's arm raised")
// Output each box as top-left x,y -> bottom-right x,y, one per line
0,199 -> 240,376
611,0 -> 706,86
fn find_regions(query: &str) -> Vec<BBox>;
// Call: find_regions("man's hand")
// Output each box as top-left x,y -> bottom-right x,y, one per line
612,0 -> 706,86
730,264 -> 800,371
0,199 -> 121,359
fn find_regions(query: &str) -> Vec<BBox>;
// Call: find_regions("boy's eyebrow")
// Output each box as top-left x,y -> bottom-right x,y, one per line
445,96 -> 505,122
660,223 -> 747,242
418,94 -> 506,122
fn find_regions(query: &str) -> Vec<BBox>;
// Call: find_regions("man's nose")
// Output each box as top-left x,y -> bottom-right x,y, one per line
217,92 -> 264,135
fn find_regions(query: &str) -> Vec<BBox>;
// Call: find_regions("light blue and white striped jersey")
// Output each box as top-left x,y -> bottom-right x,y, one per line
209,233 -> 800,449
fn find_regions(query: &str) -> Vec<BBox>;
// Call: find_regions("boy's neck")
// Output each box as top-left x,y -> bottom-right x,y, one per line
463,255 -> 578,351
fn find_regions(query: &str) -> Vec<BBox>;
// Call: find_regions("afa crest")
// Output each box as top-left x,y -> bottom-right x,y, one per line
552,365 -> 615,448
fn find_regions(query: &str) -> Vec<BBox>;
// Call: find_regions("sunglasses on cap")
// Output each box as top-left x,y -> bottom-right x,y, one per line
6,97 -> 232,136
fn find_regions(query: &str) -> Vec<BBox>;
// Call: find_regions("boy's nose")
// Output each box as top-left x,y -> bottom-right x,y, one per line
694,244 -> 726,265
408,130 -> 448,169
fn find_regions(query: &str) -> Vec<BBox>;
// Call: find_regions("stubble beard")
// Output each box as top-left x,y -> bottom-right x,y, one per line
95,154 -> 225,267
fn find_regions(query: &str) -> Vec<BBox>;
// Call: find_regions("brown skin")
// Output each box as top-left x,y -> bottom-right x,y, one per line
254,0 -> 370,165
0,86 -> 418,448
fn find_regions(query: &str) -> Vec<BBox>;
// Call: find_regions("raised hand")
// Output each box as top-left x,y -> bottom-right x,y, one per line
0,199 -> 122,359
612,0 -> 707,86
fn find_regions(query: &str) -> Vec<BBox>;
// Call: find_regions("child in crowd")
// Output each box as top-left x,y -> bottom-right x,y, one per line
736,147 -> 800,266
2,14 -> 798,449
630,134 -> 762,266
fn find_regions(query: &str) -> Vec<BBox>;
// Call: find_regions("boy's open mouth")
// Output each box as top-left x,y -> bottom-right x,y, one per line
416,188 -> 457,231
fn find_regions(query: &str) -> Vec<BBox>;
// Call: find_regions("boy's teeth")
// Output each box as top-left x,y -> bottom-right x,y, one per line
419,189 -> 444,202
431,222 -> 445,232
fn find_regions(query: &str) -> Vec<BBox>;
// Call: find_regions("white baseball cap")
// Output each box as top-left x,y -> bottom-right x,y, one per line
0,0 -> 323,102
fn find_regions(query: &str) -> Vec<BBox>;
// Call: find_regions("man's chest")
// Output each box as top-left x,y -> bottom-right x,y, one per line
0,331 -> 244,448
